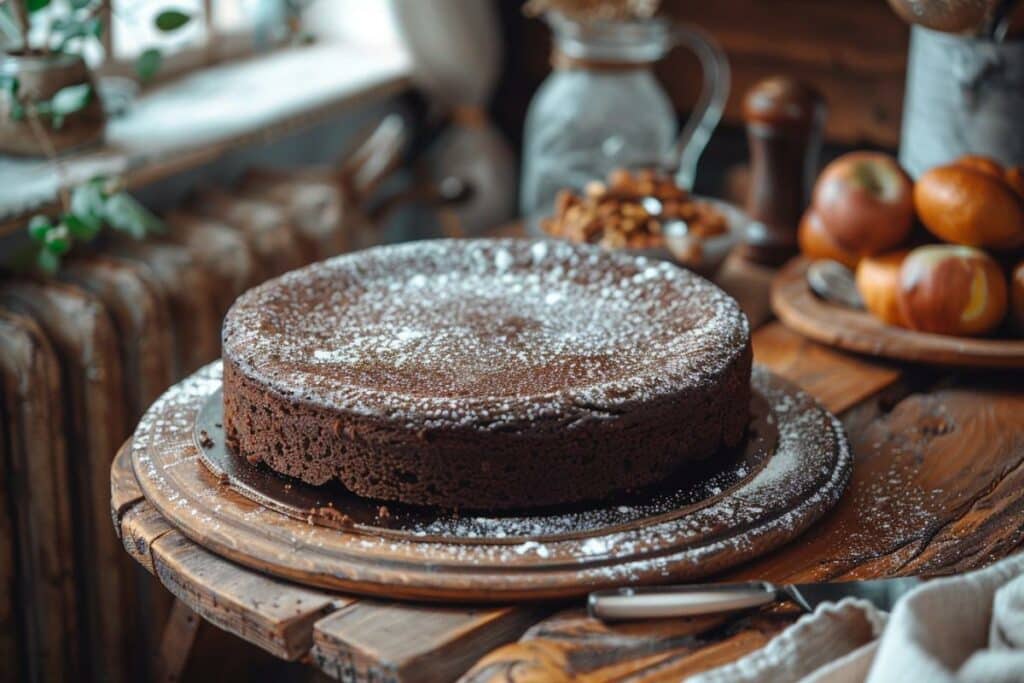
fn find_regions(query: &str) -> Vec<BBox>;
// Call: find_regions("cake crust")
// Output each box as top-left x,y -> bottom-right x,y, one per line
222,239 -> 751,509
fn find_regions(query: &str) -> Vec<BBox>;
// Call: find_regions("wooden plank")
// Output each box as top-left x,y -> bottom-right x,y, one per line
462,351 -> 1024,682
111,437 -> 176,681
150,531 -> 348,661
120,500 -> 176,576
113,447 -> 356,665
460,318 -> 911,682
715,253 -> 776,329
459,609 -> 795,683
752,321 -> 903,415
781,380 -> 1024,582
154,600 -> 202,683
111,439 -> 144,529
313,603 -> 545,683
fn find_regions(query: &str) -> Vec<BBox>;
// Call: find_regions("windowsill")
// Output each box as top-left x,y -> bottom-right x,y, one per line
0,41 -> 412,234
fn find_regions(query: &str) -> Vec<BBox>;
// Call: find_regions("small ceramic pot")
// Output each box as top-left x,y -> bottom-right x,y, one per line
0,51 -> 105,156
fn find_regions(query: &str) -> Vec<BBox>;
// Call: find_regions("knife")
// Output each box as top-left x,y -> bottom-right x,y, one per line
588,577 -> 923,621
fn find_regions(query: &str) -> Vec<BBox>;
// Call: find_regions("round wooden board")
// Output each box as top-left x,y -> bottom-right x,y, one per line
131,362 -> 851,602
772,258 -> 1024,368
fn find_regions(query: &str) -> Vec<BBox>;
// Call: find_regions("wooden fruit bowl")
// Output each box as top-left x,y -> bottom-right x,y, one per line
771,258 -> 1024,368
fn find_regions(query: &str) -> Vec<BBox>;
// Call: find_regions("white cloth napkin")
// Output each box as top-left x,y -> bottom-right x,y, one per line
687,553 -> 1024,683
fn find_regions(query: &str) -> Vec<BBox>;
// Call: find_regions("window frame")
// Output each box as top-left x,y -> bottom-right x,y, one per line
95,0 -> 293,85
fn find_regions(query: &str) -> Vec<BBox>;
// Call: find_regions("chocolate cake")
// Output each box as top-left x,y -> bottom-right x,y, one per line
222,239 -> 751,509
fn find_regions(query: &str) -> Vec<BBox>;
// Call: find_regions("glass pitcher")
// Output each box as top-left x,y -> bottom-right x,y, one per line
520,12 -> 729,216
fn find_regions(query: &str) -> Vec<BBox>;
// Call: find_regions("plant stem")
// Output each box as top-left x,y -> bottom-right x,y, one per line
25,105 -> 71,211
8,0 -> 29,48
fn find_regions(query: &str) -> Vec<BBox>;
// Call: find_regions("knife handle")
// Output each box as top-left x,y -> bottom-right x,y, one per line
588,582 -> 779,621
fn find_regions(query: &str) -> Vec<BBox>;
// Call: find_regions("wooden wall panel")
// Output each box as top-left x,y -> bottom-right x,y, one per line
501,0 -> 909,148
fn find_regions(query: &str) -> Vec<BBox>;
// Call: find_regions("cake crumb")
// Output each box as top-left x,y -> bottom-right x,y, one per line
314,506 -> 353,527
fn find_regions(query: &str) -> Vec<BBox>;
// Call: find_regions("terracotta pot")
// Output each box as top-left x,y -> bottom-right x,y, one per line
0,52 -> 105,156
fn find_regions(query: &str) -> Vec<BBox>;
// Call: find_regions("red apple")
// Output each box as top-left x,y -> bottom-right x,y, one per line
898,245 -> 1007,337
811,151 -> 914,256
797,209 -> 859,269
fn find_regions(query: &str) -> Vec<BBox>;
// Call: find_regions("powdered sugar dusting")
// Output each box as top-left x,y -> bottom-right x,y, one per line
130,363 -> 852,596
221,239 -> 749,427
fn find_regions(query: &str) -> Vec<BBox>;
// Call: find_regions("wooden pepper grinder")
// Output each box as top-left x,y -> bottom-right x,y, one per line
740,77 -> 826,265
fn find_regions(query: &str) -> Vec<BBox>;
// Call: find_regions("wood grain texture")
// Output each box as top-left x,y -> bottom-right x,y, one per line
111,439 -> 145,530
151,531 -> 346,661
313,603 -> 544,683
130,364 -> 849,602
460,341 -> 1024,682
665,0 -> 907,147
154,599 -> 202,683
113,445 -> 550,682
0,310 -> 78,683
0,281 -> 128,683
457,319 -> 908,683
460,608 -> 795,683
772,258 -> 1024,368
752,321 -> 903,415
505,0 -> 908,148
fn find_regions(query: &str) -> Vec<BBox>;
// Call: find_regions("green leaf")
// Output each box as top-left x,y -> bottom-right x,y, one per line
135,48 -> 162,81
0,75 -> 18,96
70,0 -> 96,9
154,9 -> 191,32
28,215 -> 52,242
36,248 -> 60,274
69,181 -> 105,233
50,83 -> 92,116
26,0 -> 51,13
43,224 -> 71,255
102,192 -> 163,239
62,212 -> 100,240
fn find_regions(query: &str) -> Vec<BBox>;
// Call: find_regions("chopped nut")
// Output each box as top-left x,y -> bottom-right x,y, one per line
540,166 -> 728,259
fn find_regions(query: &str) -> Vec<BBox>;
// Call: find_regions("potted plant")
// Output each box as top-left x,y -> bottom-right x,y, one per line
0,0 -> 191,156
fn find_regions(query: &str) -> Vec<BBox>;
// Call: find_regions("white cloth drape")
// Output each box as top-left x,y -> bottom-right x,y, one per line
389,0 -> 516,234
689,553 -> 1024,683
389,0 -> 503,109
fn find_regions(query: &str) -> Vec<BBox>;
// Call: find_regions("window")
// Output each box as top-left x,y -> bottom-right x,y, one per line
100,0 -> 298,82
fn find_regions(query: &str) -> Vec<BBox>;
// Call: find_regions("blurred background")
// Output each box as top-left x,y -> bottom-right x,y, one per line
0,1 -> 1012,681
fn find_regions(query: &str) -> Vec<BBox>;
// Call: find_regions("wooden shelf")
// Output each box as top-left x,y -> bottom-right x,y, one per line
0,42 -> 412,236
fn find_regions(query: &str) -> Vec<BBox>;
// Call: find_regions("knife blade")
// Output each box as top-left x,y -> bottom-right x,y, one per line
588,577 -> 923,621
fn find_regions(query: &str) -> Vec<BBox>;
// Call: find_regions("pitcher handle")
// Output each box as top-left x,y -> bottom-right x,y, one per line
669,25 -> 730,190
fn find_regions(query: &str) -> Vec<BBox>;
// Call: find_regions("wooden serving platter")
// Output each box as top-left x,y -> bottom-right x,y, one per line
130,362 -> 850,602
772,258 -> 1024,368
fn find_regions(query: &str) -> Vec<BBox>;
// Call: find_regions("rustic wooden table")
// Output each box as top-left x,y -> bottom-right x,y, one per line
110,253 -> 1024,683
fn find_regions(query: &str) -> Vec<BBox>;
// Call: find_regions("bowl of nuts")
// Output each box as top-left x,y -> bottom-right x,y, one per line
533,168 -> 748,277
